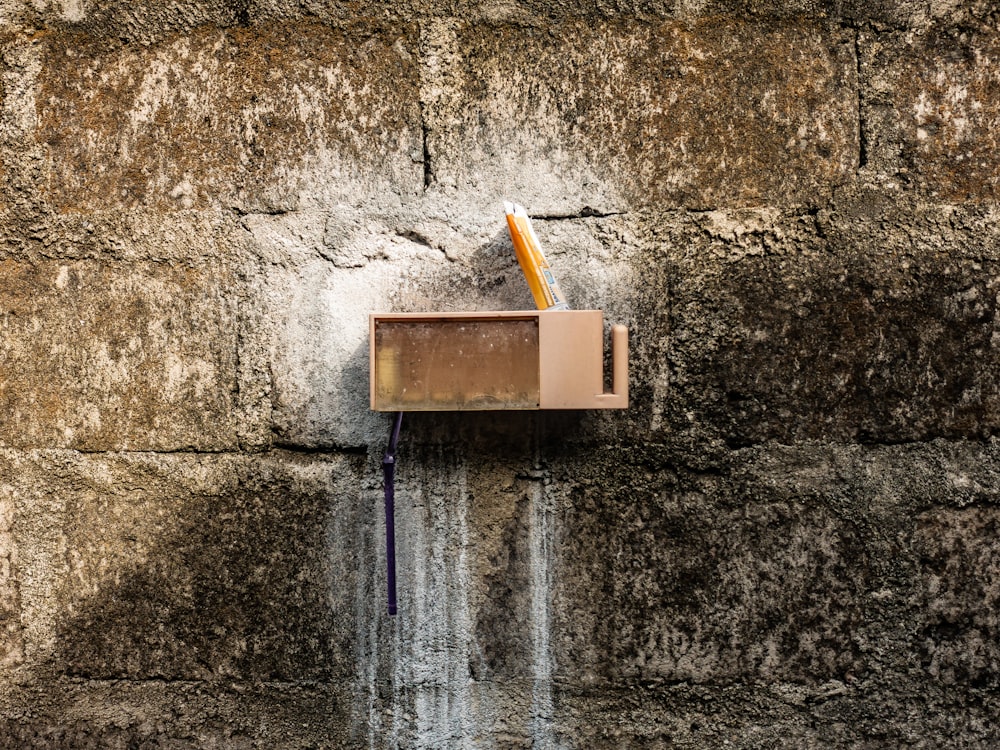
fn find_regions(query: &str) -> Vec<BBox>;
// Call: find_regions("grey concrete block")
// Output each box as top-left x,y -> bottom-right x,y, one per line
551,680 -> 1000,748
550,440 -> 1000,690
0,259 -> 238,451
551,453 -> 868,685
861,26 -> 1000,201
7,450 -> 365,681
36,22 -> 423,213
425,19 -> 857,212
247,209 -> 640,450
914,506 -> 1000,688
646,205 -> 1000,445
0,680 -> 355,749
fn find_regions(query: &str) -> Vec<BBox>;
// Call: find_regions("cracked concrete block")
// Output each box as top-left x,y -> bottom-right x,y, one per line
0,481 -> 21,670
246,207 -> 557,449
36,21 -> 423,213
550,441 -> 1000,690
0,680 -> 355,749
0,32 -> 46,211
644,205 -> 1000,446
914,506 -> 1000,688
246,234 -> 406,449
425,19 -> 857,212
551,452 -> 868,685
861,26 -> 1000,201
0,259 -> 237,451
14,0 -> 992,41
550,679 -> 1000,748
8,450 -> 365,681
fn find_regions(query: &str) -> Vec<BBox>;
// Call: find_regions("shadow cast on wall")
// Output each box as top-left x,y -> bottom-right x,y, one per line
2,450 -> 369,747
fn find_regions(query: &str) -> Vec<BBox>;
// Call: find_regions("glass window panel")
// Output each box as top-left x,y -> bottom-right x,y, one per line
374,318 -> 540,410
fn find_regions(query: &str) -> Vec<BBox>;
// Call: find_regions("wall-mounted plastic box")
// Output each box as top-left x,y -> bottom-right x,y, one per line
370,310 -> 628,411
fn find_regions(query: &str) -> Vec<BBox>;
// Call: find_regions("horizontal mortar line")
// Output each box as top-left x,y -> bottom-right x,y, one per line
718,434 -> 1000,454
0,447 -> 242,457
684,205 -> 831,217
58,676 -> 352,689
853,434 -> 1000,448
13,434 -> 992,459
73,447 -> 240,455
585,434 -> 1000,457
271,441 -> 369,456
534,209 -> 627,221
230,206 -> 294,218
764,434 -> 997,447
363,675 -> 765,693
548,674 -> 835,689
0,446 -> 367,458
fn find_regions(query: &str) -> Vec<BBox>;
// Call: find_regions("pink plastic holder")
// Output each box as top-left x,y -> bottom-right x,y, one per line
370,310 -> 628,411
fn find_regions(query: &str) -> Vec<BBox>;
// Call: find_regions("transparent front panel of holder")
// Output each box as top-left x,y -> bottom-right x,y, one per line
374,318 -> 540,410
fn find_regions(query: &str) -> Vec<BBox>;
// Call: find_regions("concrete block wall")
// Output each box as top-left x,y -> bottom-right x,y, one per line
0,0 -> 997,746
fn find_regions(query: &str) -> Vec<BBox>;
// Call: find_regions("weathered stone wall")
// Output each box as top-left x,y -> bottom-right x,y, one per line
0,0 -> 998,747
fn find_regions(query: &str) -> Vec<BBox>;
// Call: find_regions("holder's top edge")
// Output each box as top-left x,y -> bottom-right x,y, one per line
370,310 -> 601,321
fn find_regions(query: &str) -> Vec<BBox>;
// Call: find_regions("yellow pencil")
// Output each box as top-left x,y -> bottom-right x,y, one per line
505,201 -> 570,311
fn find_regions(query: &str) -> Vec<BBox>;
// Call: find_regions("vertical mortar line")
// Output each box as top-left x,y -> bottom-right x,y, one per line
232,266 -> 245,449
416,20 -> 434,191
421,105 -> 433,191
853,25 -> 868,171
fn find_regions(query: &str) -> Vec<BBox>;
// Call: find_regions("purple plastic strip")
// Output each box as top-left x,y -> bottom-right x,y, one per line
382,411 -> 403,616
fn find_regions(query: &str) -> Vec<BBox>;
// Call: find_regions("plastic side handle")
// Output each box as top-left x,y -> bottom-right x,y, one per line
594,324 -> 628,408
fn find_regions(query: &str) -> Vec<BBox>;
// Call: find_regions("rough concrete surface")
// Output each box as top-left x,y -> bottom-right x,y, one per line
427,20 -> 858,210
0,0 -> 998,748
